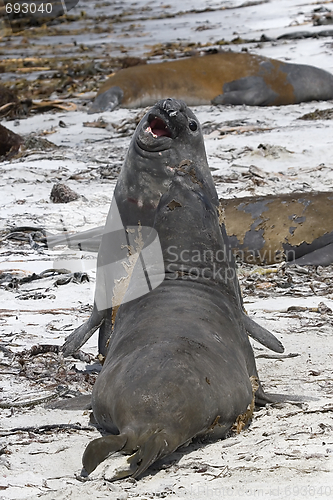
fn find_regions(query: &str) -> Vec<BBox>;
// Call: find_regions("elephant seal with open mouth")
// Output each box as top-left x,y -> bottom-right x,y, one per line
62,98 -> 282,358
81,165 -> 285,480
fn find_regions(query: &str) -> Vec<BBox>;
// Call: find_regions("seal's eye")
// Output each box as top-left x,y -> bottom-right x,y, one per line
189,120 -> 198,131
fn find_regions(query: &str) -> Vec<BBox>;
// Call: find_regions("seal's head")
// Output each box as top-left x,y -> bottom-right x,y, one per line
135,98 -> 201,154
116,98 -> 217,225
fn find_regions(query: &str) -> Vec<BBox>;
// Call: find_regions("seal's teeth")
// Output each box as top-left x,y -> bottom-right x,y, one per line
145,126 -> 158,138
149,118 -> 172,138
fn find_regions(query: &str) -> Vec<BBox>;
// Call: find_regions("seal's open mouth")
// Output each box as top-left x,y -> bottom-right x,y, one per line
136,106 -> 176,153
146,116 -> 172,138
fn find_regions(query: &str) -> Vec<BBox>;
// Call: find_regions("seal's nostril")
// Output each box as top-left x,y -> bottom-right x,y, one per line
162,98 -> 182,115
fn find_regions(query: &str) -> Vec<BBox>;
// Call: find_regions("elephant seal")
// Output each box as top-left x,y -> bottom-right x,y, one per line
220,192 -> 333,265
88,52 -> 333,113
62,99 -> 283,357
49,191 -> 333,267
81,170 -> 284,480
62,98 -> 217,356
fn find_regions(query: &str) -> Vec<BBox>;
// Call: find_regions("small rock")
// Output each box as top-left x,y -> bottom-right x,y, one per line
0,123 -> 23,159
308,370 -> 321,376
50,183 -> 80,203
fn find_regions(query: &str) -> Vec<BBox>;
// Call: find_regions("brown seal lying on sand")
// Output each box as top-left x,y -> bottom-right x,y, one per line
220,192 -> 333,265
88,52 -> 333,113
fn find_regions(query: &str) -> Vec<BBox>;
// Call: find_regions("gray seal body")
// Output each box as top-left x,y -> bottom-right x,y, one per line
62,98 -> 216,356
62,99 -> 283,357
82,170 -> 275,480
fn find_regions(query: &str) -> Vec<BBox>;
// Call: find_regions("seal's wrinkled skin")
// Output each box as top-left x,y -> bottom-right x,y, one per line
62,99 -> 283,357
220,192 -> 333,265
81,170 -> 279,481
88,52 -> 333,113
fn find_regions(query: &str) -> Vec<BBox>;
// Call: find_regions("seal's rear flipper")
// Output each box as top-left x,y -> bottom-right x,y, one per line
243,314 -> 284,353
82,431 -> 174,481
82,434 -> 127,476
288,243 -> 333,266
88,86 -> 124,114
111,432 -> 172,481
127,432 -> 170,480
212,76 -> 278,106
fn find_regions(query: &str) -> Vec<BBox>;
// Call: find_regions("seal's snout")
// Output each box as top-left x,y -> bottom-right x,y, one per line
136,98 -> 188,152
146,115 -> 172,138
162,97 -> 184,117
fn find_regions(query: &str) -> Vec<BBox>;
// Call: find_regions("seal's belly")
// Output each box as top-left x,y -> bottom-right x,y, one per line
92,283 -> 253,438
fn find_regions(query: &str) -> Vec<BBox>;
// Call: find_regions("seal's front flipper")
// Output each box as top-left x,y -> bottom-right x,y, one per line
82,434 -> 127,475
243,314 -> 284,353
255,383 -> 317,406
88,86 -> 124,114
47,225 -> 104,252
98,308 -> 113,357
288,243 -> 333,266
62,306 -> 104,357
212,76 -> 278,106
255,390 -> 316,406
